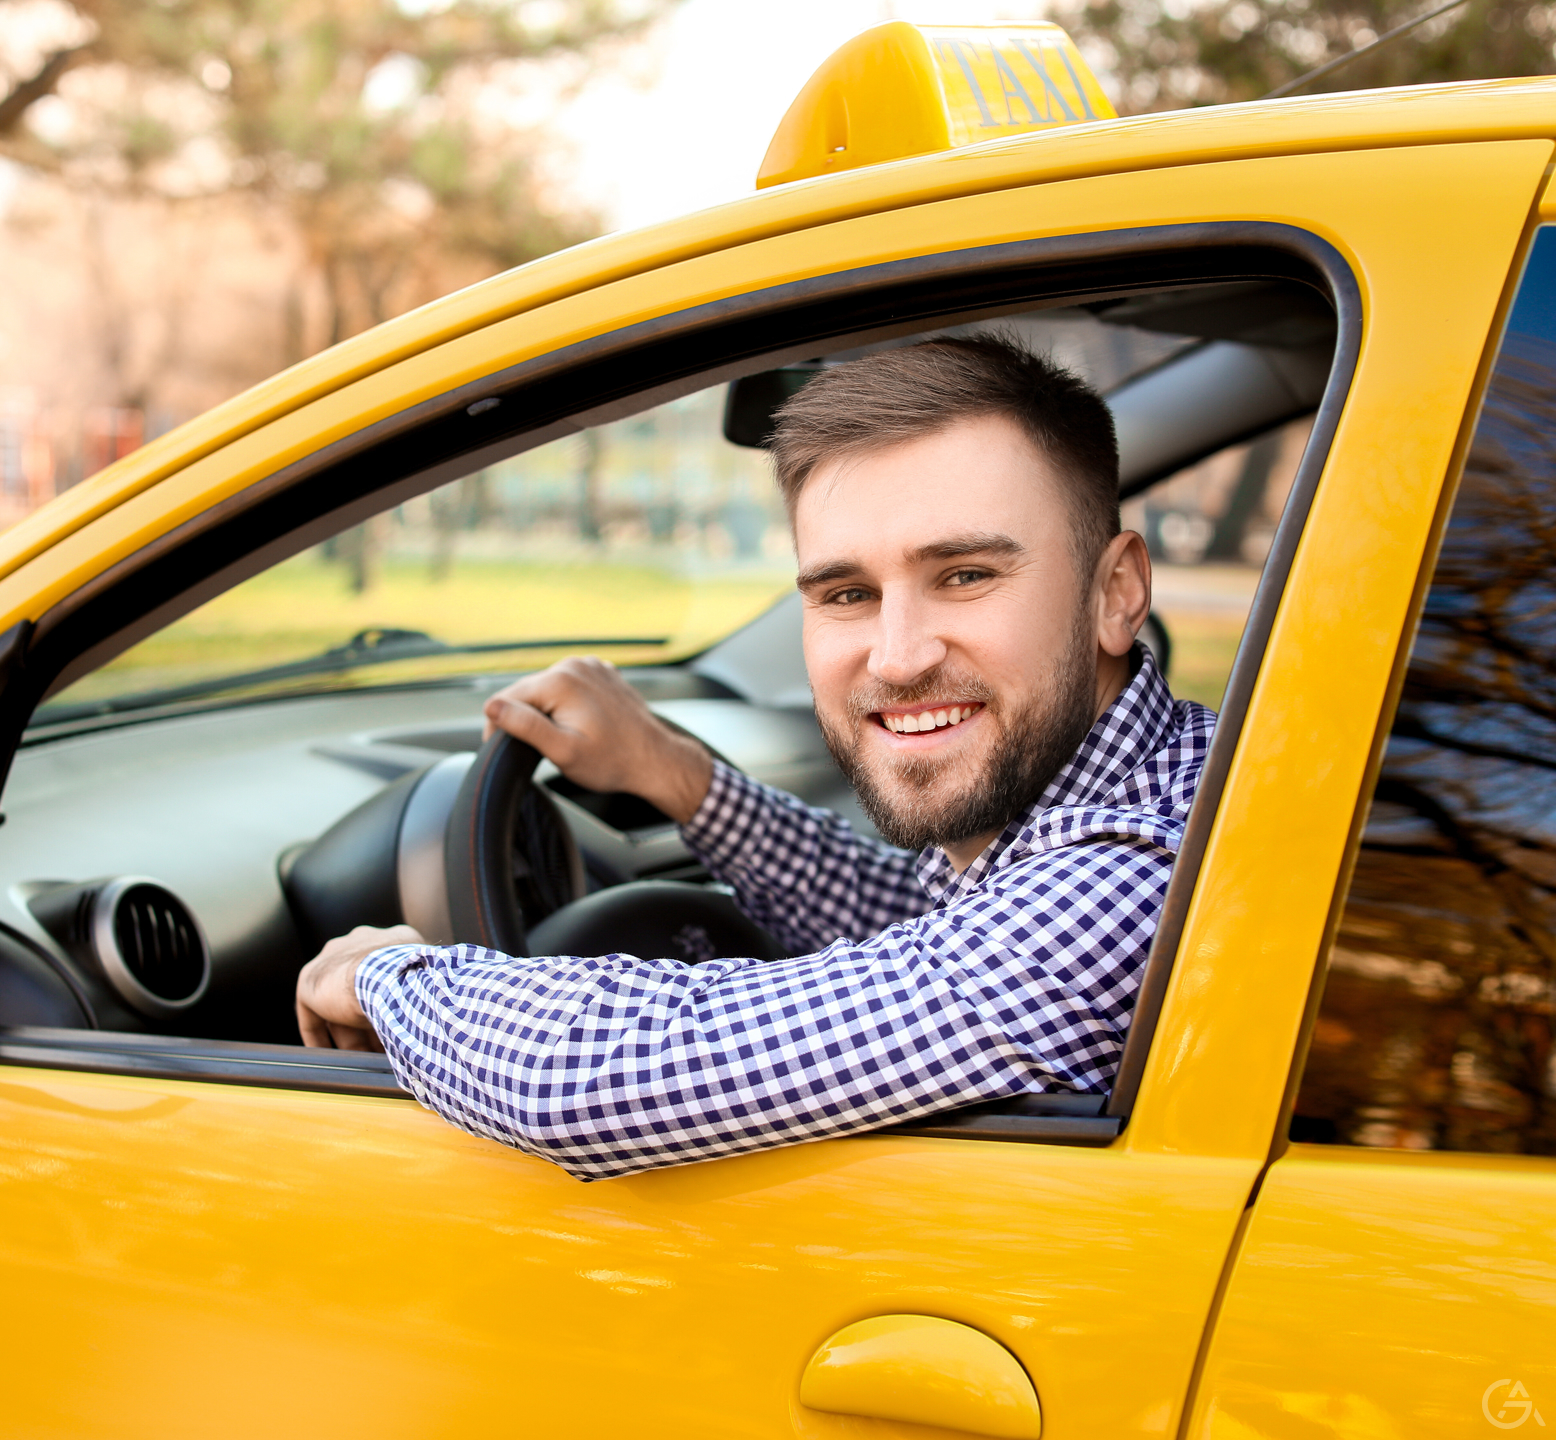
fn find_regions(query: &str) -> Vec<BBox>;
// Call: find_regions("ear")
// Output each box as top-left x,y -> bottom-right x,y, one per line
1092,531 -> 1152,659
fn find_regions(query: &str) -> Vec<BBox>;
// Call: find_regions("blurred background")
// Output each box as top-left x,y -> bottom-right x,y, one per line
3,0 -> 1549,712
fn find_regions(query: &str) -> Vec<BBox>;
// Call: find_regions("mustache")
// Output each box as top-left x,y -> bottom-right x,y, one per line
844,667 -> 997,723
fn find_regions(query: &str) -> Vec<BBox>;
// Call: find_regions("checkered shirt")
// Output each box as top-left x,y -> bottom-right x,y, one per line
357,649 -> 1214,1179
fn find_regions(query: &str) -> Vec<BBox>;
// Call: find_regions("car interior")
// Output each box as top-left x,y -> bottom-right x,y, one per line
0,237 -> 1351,1142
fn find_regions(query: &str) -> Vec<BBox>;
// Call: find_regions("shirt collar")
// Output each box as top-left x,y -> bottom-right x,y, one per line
914,646 -> 1177,901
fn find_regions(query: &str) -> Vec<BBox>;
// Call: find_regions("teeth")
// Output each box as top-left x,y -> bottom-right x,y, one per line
883,704 -> 981,733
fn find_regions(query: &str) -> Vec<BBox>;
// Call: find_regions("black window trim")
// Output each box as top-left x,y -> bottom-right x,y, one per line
0,219 -> 1363,1144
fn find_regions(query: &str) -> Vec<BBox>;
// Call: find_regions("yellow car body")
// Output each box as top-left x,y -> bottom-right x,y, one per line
0,24 -> 1553,1439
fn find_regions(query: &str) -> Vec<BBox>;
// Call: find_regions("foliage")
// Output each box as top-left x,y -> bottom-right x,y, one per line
1063,0 -> 1556,110
0,0 -> 669,346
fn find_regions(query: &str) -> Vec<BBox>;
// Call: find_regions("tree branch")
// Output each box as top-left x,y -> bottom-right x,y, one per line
0,42 -> 92,138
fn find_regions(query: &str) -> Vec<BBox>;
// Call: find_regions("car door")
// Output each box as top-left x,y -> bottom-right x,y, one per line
0,138 -> 1547,1440
1186,221 -> 1556,1440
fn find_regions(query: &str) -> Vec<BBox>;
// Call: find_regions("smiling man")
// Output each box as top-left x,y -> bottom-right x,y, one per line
295,335 -> 1216,1178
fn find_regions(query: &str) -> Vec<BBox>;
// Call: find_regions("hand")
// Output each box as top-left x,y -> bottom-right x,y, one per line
483,656 -> 714,823
296,923 -> 422,1050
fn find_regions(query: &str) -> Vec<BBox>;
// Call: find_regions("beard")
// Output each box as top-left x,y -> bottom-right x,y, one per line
816,617 -> 1100,854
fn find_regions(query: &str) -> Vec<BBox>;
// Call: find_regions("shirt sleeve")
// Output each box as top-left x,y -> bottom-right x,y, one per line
678,760 -> 928,954
355,833 -> 1173,1181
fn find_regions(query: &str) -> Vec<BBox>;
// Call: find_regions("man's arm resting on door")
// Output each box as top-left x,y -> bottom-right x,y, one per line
348,833 -> 1174,1181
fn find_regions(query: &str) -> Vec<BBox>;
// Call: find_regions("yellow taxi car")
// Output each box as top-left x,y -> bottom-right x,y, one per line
0,19 -> 1552,1440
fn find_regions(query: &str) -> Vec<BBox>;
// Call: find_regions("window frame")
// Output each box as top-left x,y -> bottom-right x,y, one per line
0,220 -> 1363,1141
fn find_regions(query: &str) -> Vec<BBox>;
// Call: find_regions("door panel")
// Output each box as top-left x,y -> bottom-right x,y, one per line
1190,225 -> 1556,1439
1189,1147 -> 1556,1438
0,1068 -> 1254,1439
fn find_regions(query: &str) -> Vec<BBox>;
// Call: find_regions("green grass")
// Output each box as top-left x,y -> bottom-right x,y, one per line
51,547 -> 1249,717
1156,610 -> 1245,711
53,551 -> 797,705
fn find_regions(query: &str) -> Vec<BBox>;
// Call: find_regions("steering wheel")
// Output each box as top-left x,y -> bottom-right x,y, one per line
442,732 -> 585,954
287,730 -> 781,964
441,731 -> 782,964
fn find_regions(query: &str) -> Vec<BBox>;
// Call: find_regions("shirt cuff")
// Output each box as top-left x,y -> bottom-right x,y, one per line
678,759 -> 770,869
354,942 -> 429,1019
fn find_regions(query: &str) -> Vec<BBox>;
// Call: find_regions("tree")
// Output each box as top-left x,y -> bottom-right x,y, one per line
1064,0 -> 1556,112
0,0 -> 669,352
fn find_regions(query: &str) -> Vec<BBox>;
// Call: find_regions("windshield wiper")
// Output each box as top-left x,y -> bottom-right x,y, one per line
31,628 -> 670,728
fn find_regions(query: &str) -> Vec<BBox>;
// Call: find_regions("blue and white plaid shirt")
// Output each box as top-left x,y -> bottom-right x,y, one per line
357,650 -> 1214,1179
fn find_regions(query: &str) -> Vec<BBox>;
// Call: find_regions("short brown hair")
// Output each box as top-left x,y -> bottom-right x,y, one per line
769,334 -> 1120,576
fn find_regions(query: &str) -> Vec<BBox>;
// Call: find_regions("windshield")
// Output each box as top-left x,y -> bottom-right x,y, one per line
35,381 -> 795,725
32,311 -> 1191,730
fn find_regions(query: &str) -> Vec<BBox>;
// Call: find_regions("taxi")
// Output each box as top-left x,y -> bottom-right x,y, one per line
0,20 -> 1553,1440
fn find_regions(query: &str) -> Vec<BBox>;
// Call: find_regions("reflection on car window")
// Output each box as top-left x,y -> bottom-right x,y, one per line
1294,226 -> 1556,1155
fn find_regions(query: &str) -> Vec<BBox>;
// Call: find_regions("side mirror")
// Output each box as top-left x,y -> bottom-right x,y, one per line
722,364 -> 826,448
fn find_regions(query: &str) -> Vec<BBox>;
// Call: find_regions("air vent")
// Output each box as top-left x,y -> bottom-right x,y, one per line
90,878 -> 210,1018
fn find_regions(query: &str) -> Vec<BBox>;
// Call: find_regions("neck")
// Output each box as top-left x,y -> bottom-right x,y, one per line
943,828 -> 1002,873
1094,646 -> 1131,719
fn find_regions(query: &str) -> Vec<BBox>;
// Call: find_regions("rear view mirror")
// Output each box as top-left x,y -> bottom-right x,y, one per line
723,364 -> 826,448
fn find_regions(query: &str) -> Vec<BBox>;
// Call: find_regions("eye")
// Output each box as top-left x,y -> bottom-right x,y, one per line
826,586 -> 873,607
946,568 -> 993,587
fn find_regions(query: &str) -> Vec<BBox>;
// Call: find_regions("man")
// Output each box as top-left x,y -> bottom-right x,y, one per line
296,335 -> 1215,1179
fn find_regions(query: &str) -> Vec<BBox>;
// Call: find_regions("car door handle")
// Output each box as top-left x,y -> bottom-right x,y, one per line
800,1314 -> 1042,1439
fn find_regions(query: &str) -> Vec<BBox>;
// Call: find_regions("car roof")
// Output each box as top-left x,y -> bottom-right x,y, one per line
3,73 -> 1554,585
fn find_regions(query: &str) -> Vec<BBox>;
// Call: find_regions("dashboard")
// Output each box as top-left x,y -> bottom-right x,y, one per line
0,637 -> 866,1042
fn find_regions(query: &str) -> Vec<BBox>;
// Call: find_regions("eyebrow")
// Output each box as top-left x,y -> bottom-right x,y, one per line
796,531 -> 1025,590
907,531 -> 1024,565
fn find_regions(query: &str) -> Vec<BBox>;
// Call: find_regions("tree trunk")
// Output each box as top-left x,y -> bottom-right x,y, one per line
577,430 -> 604,543
1206,431 -> 1282,562
338,521 -> 380,595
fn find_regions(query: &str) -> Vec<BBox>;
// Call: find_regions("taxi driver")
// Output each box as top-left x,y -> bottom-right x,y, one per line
294,335 -> 1215,1179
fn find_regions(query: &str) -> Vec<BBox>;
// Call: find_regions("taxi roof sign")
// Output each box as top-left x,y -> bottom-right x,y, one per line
756,22 -> 1117,190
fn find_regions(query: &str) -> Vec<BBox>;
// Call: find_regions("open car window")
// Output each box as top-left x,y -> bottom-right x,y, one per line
0,240 -> 1354,1145
33,306 -> 1196,734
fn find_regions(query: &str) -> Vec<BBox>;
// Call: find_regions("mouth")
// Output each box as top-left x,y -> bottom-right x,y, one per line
873,701 -> 986,736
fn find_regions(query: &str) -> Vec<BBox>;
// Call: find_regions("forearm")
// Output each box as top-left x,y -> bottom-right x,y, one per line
679,762 -> 926,953
355,840 -> 1168,1180
626,723 -> 713,824
355,938 -> 1036,1180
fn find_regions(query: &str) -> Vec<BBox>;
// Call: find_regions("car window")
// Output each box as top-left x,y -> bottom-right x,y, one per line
32,303 -> 1302,729
31,308 -> 1194,727
34,388 -> 791,723
4,259 -> 1348,1115
1292,225 -> 1556,1155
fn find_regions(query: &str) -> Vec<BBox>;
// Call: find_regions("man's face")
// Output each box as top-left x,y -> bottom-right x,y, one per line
794,414 -> 1110,863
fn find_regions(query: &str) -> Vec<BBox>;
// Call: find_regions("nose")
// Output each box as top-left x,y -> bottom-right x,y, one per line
869,587 -> 948,688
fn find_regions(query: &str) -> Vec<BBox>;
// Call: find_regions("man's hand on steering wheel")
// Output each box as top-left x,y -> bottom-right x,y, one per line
483,657 -> 713,824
